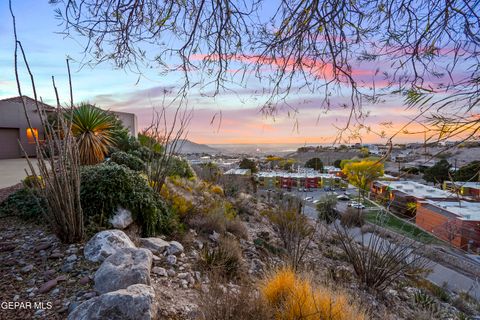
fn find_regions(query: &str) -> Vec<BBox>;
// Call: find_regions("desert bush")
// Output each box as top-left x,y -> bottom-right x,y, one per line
226,217 -> 248,239
110,151 -> 145,171
0,188 -> 47,220
189,210 -> 227,235
261,268 -> 366,320
316,195 -> 338,224
340,208 -> 365,227
199,281 -> 273,320
200,236 -> 243,278
80,163 -> 179,236
265,206 -> 316,270
22,175 -> 44,188
210,185 -> 224,195
335,224 -> 428,290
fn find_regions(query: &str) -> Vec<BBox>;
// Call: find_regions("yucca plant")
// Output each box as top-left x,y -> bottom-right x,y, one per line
69,103 -> 117,165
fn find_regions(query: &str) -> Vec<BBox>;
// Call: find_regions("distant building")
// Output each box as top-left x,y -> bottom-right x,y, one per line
255,171 -> 345,190
443,181 -> 480,200
0,96 -> 137,159
416,200 -> 480,251
224,168 -> 251,175
371,180 -> 458,217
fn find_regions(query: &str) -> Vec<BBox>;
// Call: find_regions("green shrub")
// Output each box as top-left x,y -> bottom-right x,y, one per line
166,156 -> 195,178
110,151 -> 145,171
80,163 -> 179,236
0,188 -> 46,220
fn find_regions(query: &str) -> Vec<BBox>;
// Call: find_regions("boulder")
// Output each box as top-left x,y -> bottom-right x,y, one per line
109,208 -> 134,229
67,284 -> 156,320
139,238 -> 169,255
84,230 -> 135,263
167,241 -> 184,255
94,248 -> 152,294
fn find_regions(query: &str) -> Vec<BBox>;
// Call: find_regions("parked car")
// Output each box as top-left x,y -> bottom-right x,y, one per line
348,201 -> 359,207
337,194 -> 350,201
304,196 -> 313,201
323,187 -> 331,191
351,203 -> 366,209
340,187 -> 347,191
312,199 -> 320,204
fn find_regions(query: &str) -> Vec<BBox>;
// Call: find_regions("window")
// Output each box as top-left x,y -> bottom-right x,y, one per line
26,128 -> 38,144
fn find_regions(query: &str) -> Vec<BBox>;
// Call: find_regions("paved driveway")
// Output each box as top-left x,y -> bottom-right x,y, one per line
0,158 -> 41,188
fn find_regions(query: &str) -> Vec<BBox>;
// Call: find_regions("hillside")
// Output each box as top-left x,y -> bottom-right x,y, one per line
171,139 -> 220,154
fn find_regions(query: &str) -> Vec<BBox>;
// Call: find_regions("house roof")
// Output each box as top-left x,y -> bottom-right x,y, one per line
0,96 -> 56,110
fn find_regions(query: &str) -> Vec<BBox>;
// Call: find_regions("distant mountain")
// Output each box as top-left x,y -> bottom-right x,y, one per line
171,139 -> 220,154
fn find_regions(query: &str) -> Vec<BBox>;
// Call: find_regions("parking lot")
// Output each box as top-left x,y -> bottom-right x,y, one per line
258,185 -> 359,219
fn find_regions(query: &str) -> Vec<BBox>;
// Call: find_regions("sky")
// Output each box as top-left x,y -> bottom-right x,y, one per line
0,0 -> 450,145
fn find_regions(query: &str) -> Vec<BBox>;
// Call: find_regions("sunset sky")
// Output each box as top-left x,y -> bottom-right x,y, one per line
0,1 -> 444,145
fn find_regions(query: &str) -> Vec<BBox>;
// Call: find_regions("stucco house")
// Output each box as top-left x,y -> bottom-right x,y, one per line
0,96 -> 138,159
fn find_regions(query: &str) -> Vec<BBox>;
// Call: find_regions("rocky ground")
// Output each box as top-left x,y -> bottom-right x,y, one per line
1,186 -> 480,320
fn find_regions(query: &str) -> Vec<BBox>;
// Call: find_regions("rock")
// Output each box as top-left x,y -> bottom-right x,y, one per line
180,279 -> 188,288
56,275 -> 67,282
84,230 -> 135,263
209,231 -> 220,242
21,264 -> 34,273
167,269 -> 176,277
83,291 -> 96,299
61,263 -> 75,273
139,238 -> 169,255
166,255 -> 177,265
193,240 -> 203,250
152,267 -> 167,277
109,207 -> 134,229
51,288 -> 60,296
43,270 -> 55,279
66,254 -> 77,263
167,241 -> 184,255
94,248 -> 152,294
177,272 -> 189,279
35,242 -> 51,251
0,242 -> 16,252
79,276 -> 90,285
49,252 -> 64,259
38,279 -> 57,294
67,284 -> 156,320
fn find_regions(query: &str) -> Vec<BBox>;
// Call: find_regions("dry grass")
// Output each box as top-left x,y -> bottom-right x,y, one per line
261,268 -> 367,320
226,217 -> 248,239
199,236 -> 243,279
199,281 -> 273,320
340,208 -> 365,228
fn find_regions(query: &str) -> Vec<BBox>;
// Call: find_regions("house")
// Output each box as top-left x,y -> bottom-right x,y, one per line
416,200 -> 480,251
0,96 -> 138,159
370,180 -> 458,217
443,181 -> 480,200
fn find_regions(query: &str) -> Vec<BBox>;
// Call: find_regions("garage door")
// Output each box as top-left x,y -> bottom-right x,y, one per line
0,128 -> 20,159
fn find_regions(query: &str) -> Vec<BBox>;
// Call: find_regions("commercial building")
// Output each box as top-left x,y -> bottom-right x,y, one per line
416,200 -> 480,251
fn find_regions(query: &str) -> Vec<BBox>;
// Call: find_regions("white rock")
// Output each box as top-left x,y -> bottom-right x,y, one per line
166,255 -> 177,265
152,267 -> 167,277
94,248 -> 152,294
167,241 -> 184,255
139,238 -> 170,255
67,284 -> 156,320
84,230 -> 135,263
109,208 -> 134,229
